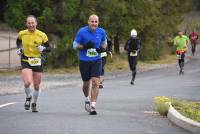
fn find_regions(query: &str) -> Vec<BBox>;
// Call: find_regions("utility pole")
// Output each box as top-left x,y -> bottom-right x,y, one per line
8,29 -> 11,69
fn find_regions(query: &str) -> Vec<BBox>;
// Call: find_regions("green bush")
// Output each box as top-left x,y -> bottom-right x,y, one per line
154,96 -> 170,116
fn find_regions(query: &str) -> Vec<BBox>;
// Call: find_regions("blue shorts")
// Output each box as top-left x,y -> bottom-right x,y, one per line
79,59 -> 102,81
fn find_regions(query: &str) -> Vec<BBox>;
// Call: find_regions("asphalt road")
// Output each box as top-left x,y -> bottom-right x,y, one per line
0,49 -> 200,134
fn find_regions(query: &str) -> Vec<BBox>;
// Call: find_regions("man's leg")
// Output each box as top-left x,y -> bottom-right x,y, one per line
131,67 -> 136,85
99,57 -> 106,88
193,43 -> 196,55
192,44 -> 195,56
79,60 -> 92,112
82,81 -> 91,112
89,59 -> 101,115
91,77 -> 100,103
178,59 -> 182,74
179,54 -> 185,75
31,72 -> 43,112
99,76 -> 104,88
82,81 -> 90,98
90,77 -> 100,115
128,55 -> 134,84
22,68 -> 33,110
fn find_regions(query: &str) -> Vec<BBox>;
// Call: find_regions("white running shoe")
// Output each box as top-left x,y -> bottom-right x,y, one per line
85,101 -> 91,112
89,106 -> 97,115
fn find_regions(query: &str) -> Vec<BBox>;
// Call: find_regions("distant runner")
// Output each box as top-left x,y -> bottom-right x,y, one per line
174,30 -> 189,75
99,36 -> 112,89
189,31 -> 198,56
124,29 -> 141,85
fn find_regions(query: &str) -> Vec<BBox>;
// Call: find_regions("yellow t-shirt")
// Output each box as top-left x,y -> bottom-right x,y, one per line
18,29 -> 48,57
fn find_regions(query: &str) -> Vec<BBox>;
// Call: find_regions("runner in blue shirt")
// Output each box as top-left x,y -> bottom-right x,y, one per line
73,14 -> 107,115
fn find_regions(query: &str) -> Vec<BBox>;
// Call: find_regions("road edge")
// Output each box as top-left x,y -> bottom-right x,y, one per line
167,105 -> 200,134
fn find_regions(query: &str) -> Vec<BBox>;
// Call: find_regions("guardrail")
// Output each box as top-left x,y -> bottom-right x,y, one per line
0,33 -> 20,70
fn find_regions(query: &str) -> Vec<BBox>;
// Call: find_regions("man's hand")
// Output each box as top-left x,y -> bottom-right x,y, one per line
96,47 -> 106,53
17,48 -> 23,55
83,41 -> 94,49
37,45 -> 46,52
109,52 -> 113,58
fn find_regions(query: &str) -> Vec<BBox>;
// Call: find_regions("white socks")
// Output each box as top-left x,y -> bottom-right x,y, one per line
33,90 -> 40,103
24,87 -> 31,98
85,97 -> 96,107
91,102 -> 96,108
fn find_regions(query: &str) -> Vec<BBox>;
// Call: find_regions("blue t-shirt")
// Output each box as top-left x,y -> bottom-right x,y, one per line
73,26 -> 107,61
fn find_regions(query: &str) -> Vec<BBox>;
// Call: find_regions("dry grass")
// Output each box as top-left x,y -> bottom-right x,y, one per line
141,54 -> 176,64
0,68 -> 21,76
44,66 -> 79,74
105,53 -> 129,72
0,53 -> 176,76
172,99 -> 200,123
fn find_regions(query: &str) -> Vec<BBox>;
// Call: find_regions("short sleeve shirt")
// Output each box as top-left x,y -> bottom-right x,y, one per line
18,29 -> 48,57
74,26 -> 106,61
174,35 -> 189,51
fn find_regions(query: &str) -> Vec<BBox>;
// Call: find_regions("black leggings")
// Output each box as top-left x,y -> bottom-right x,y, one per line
191,43 -> 196,54
128,55 -> 138,81
178,53 -> 185,70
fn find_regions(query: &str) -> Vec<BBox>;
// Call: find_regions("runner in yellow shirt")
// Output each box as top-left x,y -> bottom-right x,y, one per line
16,15 -> 51,112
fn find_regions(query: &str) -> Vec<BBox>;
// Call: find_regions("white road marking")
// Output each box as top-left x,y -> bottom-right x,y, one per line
0,102 -> 16,108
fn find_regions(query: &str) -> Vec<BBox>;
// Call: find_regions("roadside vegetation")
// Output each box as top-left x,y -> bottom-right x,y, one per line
0,52 -> 177,76
0,0 -> 199,69
172,99 -> 200,123
154,96 -> 200,123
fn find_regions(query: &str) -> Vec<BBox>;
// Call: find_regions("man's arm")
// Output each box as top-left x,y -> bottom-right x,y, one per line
73,41 -> 83,50
43,41 -> 51,52
173,37 -> 178,46
73,41 -> 94,50
101,40 -> 107,49
16,38 -> 22,48
16,37 -> 23,55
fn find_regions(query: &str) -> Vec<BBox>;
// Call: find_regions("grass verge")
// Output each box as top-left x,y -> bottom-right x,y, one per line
0,53 -> 176,75
154,96 -> 200,123
171,99 -> 200,123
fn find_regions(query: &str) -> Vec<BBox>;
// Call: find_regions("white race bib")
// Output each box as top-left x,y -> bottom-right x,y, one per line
176,54 -> 181,59
101,52 -> 107,57
28,58 -> 41,66
130,50 -> 138,56
86,48 -> 98,57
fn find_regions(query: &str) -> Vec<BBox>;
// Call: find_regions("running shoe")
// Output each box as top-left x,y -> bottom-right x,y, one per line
179,70 -> 184,75
89,106 -> 97,115
130,80 -> 134,85
85,101 -> 91,112
31,103 -> 38,112
24,96 -> 32,110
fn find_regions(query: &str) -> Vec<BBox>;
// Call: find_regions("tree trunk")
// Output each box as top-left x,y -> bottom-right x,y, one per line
114,34 -> 120,53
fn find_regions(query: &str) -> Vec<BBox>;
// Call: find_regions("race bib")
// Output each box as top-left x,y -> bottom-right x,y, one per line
130,50 -> 138,56
101,52 -> 107,57
86,48 -> 98,57
176,54 -> 181,59
28,58 -> 41,66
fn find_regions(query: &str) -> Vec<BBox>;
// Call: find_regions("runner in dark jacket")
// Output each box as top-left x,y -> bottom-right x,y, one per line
124,29 -> 141,85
